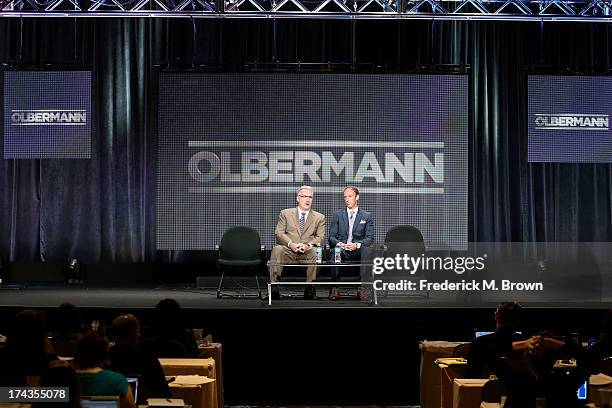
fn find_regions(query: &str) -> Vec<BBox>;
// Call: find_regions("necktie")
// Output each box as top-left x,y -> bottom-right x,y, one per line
299,212 -> 305,234
347,211 -> 355,244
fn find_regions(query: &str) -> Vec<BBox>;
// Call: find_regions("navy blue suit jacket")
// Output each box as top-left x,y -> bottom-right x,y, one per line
328,208 -> 374,248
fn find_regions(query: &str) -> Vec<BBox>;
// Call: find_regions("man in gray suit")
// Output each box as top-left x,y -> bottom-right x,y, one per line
269,185 -> 326,300
327,186 -> 374,300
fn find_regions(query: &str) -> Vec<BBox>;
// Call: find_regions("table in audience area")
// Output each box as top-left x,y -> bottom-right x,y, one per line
169,375 -> 217,408
420,340 -> 469,408
198,343 -> 224,408
453,378 -> 488,408
589,373 -> 612,406
159,358 -> 218,408
159,358 -> 216,378
436,359 -> 467,408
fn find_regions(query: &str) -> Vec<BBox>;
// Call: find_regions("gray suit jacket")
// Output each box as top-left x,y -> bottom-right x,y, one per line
275,208 -> 326,247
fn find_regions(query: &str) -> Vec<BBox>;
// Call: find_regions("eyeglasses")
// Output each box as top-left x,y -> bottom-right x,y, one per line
299,195 -> 313,199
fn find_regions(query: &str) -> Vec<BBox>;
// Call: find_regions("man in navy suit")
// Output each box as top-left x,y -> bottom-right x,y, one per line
327,186 -> 374,300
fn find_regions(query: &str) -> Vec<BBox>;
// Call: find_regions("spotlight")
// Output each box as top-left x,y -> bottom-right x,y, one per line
64,257 -> 84,285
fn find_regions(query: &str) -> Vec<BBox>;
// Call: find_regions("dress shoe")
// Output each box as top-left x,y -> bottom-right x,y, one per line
356,287 -> 368,300
304,285 -> 317,300
328,287 -> 341,301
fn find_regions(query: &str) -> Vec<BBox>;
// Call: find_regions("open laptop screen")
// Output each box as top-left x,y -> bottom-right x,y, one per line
577,380 -> 588,400
81,396 -> 119,408
475,330 -> 522,338
126,375 -> 140,403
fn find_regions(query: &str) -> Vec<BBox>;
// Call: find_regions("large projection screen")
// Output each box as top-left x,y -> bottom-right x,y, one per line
157,73 -> 468,250
528,75 -> 612,163
3,70 -> 92,159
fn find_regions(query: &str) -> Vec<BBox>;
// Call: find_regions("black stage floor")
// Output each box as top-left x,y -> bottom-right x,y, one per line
0,284 -> 610,406
1,282 -> 610,309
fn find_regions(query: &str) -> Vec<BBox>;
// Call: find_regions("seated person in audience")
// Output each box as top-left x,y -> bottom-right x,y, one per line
464,301 -> 530,378
49,303 -> 83,357
0,309 -> 59,386
140,299 -> 198,357
466,301 -> 586,408
585,308 -> 612,374
464,302 -> 544,407
73,331 -> 136,408
34,361 -> 82,408
527,331 -> 586,408
108,314 -> 171,403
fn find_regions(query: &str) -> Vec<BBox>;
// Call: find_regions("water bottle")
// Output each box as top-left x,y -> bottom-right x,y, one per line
334,247 -> 342,264
315,245 -> 323,263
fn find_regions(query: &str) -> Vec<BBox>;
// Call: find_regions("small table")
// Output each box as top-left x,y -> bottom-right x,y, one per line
159,358 -> 218,408
169,376 -> 216,408
453,378 -> 489,408
197,343 -> 224,408
419,341 -> 469,408
266,260 -> 377,305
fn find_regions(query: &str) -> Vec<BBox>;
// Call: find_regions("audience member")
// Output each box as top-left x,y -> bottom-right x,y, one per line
141,299 -> 197,357
49,303 -> 83,357
108,314 -> 171,403
465,302 -> 587,408
585,308 -> 612,374
0,309 -> 59,386
73,331 -> 136,408
527,331 -> 586,408
464,301 -> 530,378
34,361 -> 82,408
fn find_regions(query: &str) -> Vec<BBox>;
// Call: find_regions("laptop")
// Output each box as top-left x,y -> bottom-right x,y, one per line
80,396 -> 120,408
475,330 -> 522,338
125,375 -> 140,403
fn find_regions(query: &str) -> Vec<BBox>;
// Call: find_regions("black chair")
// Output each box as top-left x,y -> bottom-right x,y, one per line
216,226 -> 265,299
382,225 -> 428,298
385,225 -> 426,255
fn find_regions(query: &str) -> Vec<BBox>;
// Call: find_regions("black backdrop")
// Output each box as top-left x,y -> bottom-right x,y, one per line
0,18 -> 611,266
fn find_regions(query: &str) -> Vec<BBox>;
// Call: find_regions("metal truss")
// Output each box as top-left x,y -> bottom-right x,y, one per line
1,0 -> 612,20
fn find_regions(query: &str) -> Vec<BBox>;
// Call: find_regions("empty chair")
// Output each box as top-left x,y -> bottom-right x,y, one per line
216,226 -> 265,298
385,225 -> 426,258
382,225 -> 428,298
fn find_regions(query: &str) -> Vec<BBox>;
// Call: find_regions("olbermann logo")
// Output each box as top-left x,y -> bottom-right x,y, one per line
186,141 -> 445,194
534,114 -> 609,130
11,110 -> 87,126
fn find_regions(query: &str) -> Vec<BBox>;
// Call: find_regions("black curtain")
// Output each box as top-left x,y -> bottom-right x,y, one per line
0,18 -> 611,264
